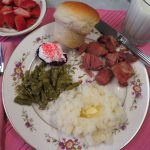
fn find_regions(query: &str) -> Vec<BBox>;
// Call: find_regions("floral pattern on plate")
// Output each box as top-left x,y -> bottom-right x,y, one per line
22,109 -> 36,131
45,134 -> 88,150
33,34 -> 51,45
11,52 -> 30,86
113,119 -> 129,134
130,74 -> 143,111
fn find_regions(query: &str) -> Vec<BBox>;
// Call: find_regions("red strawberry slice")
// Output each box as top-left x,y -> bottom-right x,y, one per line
0,3 -> 3,10
31,5 -> 40,18
4,13 -> 15,28
2,0 -> 13,5
14,0 -> 24,6
20,0 -> 37,10
14,7 -> 31,18
15,15 -> 27,31
0,12 -> 4,27
26,18 -> 36,27
1,6 -> 13,14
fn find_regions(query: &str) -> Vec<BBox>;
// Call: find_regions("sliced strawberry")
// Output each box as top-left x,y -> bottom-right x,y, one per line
0,3 -> 3,10
0,12 -> 4,27
14,7 -> 31,18
4,13 -> 15,28
26,18 -> 36,27
15,15 -> 27,31
14,0 -> 24,6
31,5 -> 40,18
1,6 -> 13,14
20,0 -> 37,10
2,0 -> 13,5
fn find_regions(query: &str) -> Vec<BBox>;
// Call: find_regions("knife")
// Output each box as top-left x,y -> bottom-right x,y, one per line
95,20 -> 150,67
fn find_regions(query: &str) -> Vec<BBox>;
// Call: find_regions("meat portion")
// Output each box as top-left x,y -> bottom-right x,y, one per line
95,68 -> 113,85
81,53 -> 104,70
112,61 -> 134,86
118,51 -> 138,63
97,35 -> 109,44
98,35 -> 119,53
106,52 -> 119,66
106,51 -> 138,66
87,42 -> 108,56
77,43 -> 88,54
83,68 -> 94,77
76,35 -> 138,87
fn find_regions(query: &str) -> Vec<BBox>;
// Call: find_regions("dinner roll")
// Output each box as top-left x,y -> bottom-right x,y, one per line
54,22 -> 86,49
54,1 -> 100,34
53,1 -> 100,48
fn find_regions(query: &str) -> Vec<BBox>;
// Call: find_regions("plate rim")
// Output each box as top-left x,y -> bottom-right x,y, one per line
2,22 -> 150,150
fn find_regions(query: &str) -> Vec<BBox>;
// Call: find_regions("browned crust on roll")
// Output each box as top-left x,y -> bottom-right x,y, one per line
58,1 -> 100,22
61,1 -> 100,21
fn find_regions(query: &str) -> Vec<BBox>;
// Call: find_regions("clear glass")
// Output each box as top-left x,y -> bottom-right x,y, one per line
121,0 -> 150,45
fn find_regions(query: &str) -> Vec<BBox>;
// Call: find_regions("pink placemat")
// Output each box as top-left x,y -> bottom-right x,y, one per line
0,8 -> 150,150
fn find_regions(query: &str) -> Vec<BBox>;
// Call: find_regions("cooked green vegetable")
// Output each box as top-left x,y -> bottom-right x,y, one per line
14,62 -> 81,109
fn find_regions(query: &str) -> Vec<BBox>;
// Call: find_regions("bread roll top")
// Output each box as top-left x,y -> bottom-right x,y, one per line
54,1 -> 100,34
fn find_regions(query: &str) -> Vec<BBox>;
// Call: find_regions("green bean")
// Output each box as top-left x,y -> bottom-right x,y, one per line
14,63 -> 81,109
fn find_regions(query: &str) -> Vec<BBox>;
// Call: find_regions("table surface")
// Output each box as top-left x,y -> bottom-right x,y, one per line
47,0 -> 130,10
2,1 -> 150,150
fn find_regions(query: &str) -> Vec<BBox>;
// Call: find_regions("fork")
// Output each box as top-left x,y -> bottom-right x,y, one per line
0,43 -> 4,74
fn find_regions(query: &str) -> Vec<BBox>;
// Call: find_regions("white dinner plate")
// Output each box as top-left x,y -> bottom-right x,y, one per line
2,22 -> 150,150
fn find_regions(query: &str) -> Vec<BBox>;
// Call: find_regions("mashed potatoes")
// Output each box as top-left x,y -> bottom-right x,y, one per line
49,82 -> 126,146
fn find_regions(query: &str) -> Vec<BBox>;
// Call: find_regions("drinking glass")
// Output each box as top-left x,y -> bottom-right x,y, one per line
121,0 -> 150,45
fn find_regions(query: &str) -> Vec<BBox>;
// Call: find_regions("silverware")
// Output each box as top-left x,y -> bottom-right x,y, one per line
95,20 -> 150,67
0,43 -> 4,74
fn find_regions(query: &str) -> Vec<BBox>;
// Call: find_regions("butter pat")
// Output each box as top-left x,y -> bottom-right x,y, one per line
80,105 -> 103,118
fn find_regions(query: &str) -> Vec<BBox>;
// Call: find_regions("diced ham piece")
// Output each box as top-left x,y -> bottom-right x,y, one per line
76,35 -> 137,87
106,52 -> 119,66
112,61 -> 134,86
77,43 -> 88,54
95,68 -> 113,85
87,42 -> 108,56
82,53 -> 104,70
118,51 -> 138,63
98,35 -> 119,53
82,68 -> 94,77
98,35 -> 109,44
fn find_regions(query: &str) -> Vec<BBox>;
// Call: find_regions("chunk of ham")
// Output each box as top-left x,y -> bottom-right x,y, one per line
118,51 -> 138,63
77,35 -> 138,87
77,43 -> 88,54
106,51 -> 138,66
112,61 -> 134,86
87,42 -> 108,56
95,68 -> 113,85
81,53 -> 105,70
106,52 -> 119,66
82,68 -> 94,77
98,35 -> 119,53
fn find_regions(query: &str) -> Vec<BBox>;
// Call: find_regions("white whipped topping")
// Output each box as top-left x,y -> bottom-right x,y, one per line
38,42 -> 66,63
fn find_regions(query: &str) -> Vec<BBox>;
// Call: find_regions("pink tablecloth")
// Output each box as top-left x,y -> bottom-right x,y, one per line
0,8 -> 150,150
